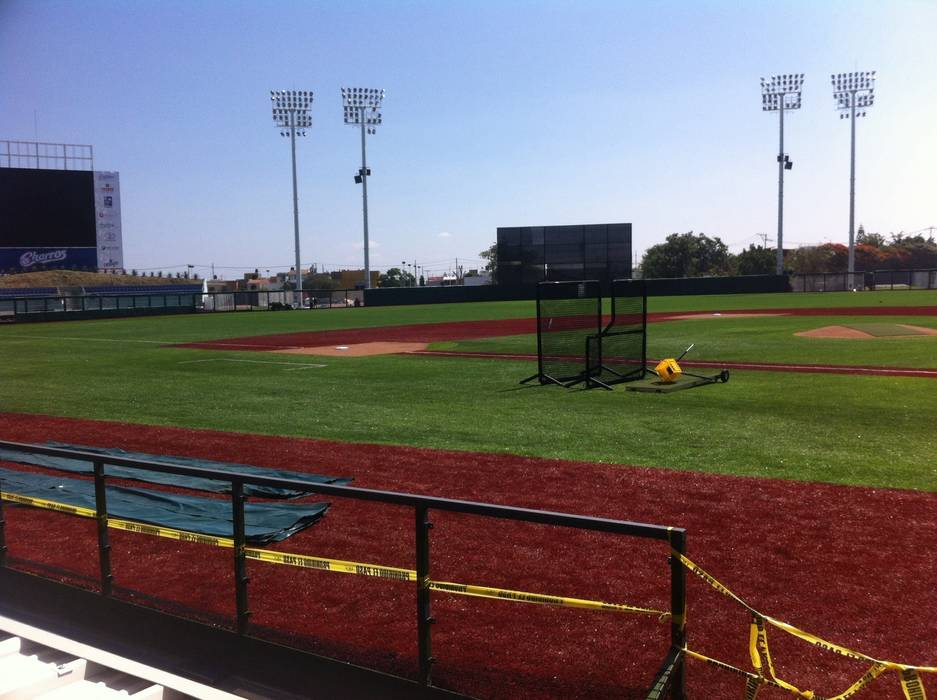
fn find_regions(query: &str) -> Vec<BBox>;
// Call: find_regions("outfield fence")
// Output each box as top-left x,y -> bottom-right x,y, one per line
0,440 -> 688,699
0,289 -> 364,322
789,269 -> 937,292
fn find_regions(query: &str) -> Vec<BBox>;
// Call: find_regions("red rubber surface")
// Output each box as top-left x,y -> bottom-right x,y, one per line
0,413 -> 934,699
174,306 -> 937,352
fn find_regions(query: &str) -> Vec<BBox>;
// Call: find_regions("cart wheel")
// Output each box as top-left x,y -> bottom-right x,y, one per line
720,369 -> 730,383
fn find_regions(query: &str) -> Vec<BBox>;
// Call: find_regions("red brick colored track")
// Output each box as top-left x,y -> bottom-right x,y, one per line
1,413 -> 934,699
413,350 -> 937,379
174,305 -> 937,379
175,306 -> 937,352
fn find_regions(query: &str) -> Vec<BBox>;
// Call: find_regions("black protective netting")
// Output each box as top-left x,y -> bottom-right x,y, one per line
589,279 -> 647,383
537,281 -> 601,383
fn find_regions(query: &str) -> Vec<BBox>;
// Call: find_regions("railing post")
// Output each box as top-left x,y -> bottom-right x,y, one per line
0,475 -> 7,567
415,505 -> 434,685
231,480 -> 251,635
669,530 -> 687,700
92,460 -> 113,596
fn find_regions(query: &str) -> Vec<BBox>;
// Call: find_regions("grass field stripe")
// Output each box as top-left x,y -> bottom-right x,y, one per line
3,335 -> 182,345
177,358 -> 326,369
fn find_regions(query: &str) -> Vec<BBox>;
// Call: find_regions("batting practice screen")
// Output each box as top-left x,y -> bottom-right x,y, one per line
535,280 -> 602,384
586,278 -> 647,384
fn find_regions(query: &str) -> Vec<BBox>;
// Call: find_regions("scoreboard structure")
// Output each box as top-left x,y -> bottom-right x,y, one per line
0,141 -> 123,272
496,222 -> 632,288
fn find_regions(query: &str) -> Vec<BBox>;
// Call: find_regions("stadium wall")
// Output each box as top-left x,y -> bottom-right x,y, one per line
363,275 -> 790,306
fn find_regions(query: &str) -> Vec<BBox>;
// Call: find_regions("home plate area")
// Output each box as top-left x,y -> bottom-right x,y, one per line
274,341 -> 430,357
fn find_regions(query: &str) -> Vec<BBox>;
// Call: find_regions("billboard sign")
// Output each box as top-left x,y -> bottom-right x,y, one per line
94,171 -> 123,270
0,247 -> 98,271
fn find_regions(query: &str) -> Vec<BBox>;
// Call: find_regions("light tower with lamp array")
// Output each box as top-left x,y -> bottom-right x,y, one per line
760,73 -> 804,275
341,87 -> 385,290
831,71 -> 876,285
270,89 -> 313,307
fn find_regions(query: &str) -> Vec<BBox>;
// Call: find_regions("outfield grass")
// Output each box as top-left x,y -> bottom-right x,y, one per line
440,314 -> 937,368
2,289 -> 934,345
1,289 -> 935,492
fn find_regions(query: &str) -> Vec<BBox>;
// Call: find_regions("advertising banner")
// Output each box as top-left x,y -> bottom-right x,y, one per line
0,247 -> 98,272
94,171 -> 123,271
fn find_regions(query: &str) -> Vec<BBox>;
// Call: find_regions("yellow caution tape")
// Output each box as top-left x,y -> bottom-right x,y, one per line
673,549 -> 936,699
0,490 -> 668,619
2,492 -> 97,518
244,547 -> 415,582
901,668 -> 927,700
110,518 -> 234,549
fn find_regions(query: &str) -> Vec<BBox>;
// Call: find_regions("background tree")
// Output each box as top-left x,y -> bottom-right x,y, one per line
786,246 -> 836,274
733,244 -> 776,275
479,243 -> 497,283
856,224 -> 887,248
378,267 -> 415,287
640,232 -> 731,278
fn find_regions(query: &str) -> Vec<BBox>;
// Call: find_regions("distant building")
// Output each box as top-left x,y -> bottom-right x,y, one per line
425,273 -> 458,287
463,270 -> 491,286
331,269 -> 380,289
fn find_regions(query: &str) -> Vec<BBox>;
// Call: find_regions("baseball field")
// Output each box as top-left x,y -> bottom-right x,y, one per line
0,289 -> 935,699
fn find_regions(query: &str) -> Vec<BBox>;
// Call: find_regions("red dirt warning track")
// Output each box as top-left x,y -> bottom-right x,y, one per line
175,305 -> 937,352
412,350 -> 937,379
0,413 -> 934,699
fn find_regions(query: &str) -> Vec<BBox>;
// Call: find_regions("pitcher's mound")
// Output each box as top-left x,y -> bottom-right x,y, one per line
273,341 -> 429,357
797,324 -> 937,339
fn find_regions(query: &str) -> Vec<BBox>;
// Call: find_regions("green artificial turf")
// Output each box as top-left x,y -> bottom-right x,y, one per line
1,289 -> 935,492
844,322 -> 932,337
442,314 -> 937,369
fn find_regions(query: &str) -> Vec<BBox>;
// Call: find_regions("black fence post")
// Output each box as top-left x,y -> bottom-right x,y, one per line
415,506 -> 434,685
669,529 -> 687,700
232,480 -> 250,635
92,460 -> 113,596
0,476 -> 7,568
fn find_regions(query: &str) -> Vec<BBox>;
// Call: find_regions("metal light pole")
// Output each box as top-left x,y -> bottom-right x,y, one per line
832,71 -> 876,286
342,87 -> 385,289
760,73 -> 804,275
270,90 -> 313,307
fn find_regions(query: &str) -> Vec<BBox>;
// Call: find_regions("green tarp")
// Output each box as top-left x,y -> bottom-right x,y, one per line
0,442 -> 351,499
0,467 -> 328,544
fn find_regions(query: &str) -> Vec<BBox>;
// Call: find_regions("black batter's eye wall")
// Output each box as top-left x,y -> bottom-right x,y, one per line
497,223 -> 632,288
0,168 -> 97,247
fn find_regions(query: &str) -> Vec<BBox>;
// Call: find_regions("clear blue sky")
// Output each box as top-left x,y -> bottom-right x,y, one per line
2,0 -> 935,279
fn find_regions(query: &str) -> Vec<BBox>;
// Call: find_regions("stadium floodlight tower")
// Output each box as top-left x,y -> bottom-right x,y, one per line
270,89 -> 314,307
761,73 -> 805,275
341,87 -> 385,289
831,70 -> 876,286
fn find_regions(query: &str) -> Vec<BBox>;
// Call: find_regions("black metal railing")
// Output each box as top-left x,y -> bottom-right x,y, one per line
1,288 -> 365,322
0,440 -> 686,698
